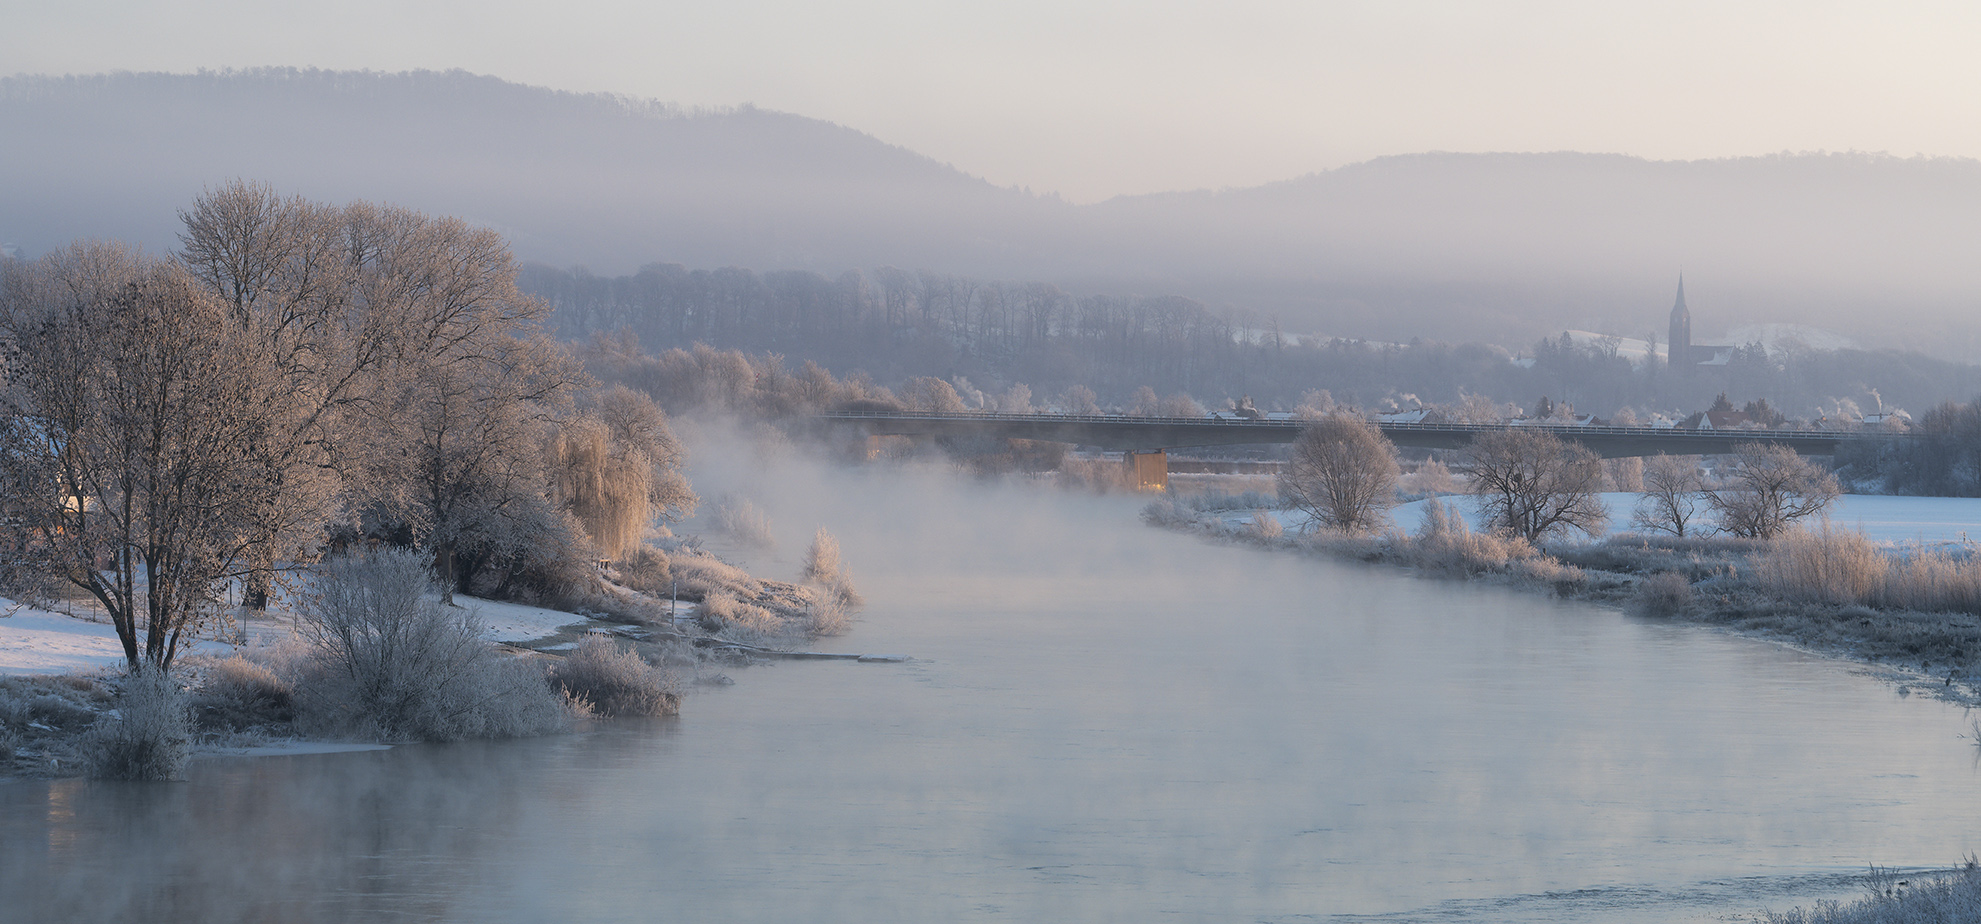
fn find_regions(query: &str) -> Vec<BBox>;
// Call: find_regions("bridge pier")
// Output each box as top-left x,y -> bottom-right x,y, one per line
1123,450 -> 1168,491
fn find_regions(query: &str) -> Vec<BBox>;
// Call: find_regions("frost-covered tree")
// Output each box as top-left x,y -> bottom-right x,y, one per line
1278,414 -> 1400,534
1708,443 -> 1838,539
1631,454 -> 1705,536
899,376 -> 965,412
548,386 -> 696,561
1158,393 -> 1206,418
1466,428 -> 1608,542
0,245 -> 328,670
1060,385 -> 1102,416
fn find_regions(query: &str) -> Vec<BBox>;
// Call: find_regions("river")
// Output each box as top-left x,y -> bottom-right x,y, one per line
2,451 -> 1976,923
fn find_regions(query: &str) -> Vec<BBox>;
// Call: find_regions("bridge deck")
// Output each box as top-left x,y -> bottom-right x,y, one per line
813,411 -> 1889,458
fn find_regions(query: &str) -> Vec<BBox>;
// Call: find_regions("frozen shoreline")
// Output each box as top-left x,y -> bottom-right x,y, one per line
1184,492 -> 1981,707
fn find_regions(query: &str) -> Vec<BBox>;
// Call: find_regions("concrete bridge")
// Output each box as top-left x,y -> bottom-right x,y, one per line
813,411 -> 1887,459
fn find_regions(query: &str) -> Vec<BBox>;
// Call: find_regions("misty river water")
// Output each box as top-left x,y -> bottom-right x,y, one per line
4,446 -> 1979,923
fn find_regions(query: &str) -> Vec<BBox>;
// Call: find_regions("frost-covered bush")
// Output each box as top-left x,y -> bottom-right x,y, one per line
1760,861 -> 1981,924
1635,571 -> 1695,617
696,590 -> 784,638
1510,554 -> 1584,588
1878,548 -> 1981,614
83,669 -> 192,781
1756,523 -> 1885,606
296,551 -> 572,742
803,528 -> 864,606
191,654 -> 294,732
1247,509 -> 1285,541
801,595 -> 852,637
712,496 -> 777,549
550,635 -> 679,717
615,544 -> 673,595
1140,497 -> 1194,528
671,550 -> 763,600
1404,497 -> 1528,574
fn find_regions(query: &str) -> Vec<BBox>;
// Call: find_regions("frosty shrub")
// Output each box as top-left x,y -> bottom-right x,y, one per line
1510,554 -> 1584,588
1248,510 -> 1285,541
296,551 -> 571,742
550,635 -> 679,717
696,590 -> 784,638
670,550 -> 763,601
801,595 -> 852,637
192,655 -> 294,732
1759,859 -> 1981,924
616,544 -> 672,595
1406,497 -> 1527,574
712,496 -> 776,549
1140,497 -> 1194,528
1635,571 -> 1695,617
1403,458 -> 1457,495
1877,549 -> 1981,615
803,528 -> 864,605
1756,523 -> 1886,606
83,668 -> 192,781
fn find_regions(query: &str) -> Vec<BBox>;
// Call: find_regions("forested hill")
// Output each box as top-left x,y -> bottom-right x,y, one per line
523,261 -> 1981,422
0,69 -> 1066,275
8,69 -> 1981,355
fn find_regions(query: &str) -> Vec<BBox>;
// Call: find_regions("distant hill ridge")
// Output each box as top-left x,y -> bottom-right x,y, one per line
4,68 -> 1980,355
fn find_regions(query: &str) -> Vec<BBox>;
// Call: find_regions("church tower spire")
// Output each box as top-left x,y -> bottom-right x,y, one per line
1668,275 -> 1691,370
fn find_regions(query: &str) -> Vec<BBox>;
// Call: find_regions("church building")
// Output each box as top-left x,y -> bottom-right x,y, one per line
1666,277 -> 1733,371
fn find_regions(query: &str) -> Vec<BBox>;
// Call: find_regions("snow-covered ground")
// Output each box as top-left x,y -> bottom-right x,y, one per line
1383,493 -> 1981,545
0,601 -> 238,676
464,596 -> 596,645
0,593 -> 596,677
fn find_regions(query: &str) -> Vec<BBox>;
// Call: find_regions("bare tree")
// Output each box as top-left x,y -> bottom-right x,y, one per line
1631,453 -> 1705,536
1278,414 -> 1401,533
0,246 -> 327,670
1466,428 -> 1608,541
1708,443 -> 1839,539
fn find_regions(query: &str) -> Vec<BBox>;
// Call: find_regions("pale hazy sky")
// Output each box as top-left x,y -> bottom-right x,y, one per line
8,0 -> 1981,202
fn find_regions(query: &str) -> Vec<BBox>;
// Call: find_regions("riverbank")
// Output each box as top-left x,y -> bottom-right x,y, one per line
0,548 -> 855,780
1148,494 -> 1981,707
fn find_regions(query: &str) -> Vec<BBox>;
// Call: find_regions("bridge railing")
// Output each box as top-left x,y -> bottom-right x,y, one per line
811,410 -> 1895,444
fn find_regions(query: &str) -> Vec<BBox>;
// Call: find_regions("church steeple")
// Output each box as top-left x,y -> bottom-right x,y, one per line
1668,275 -> 1691,370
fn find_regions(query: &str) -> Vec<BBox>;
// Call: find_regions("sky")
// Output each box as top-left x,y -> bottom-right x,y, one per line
7,0 -> 1981,203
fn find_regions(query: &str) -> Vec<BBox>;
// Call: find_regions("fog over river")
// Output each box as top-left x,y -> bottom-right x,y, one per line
3,440 -> 1977,922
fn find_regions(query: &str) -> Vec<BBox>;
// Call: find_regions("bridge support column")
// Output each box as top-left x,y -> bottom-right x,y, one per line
1123,450 -> 1168,491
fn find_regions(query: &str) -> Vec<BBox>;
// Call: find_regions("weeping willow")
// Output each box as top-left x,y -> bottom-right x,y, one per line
549,415 -> 654,561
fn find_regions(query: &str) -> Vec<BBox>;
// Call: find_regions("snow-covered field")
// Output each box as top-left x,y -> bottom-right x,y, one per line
1384,493 -> 1981,545
0,602 -> 238,676
0,593 -> 594,677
